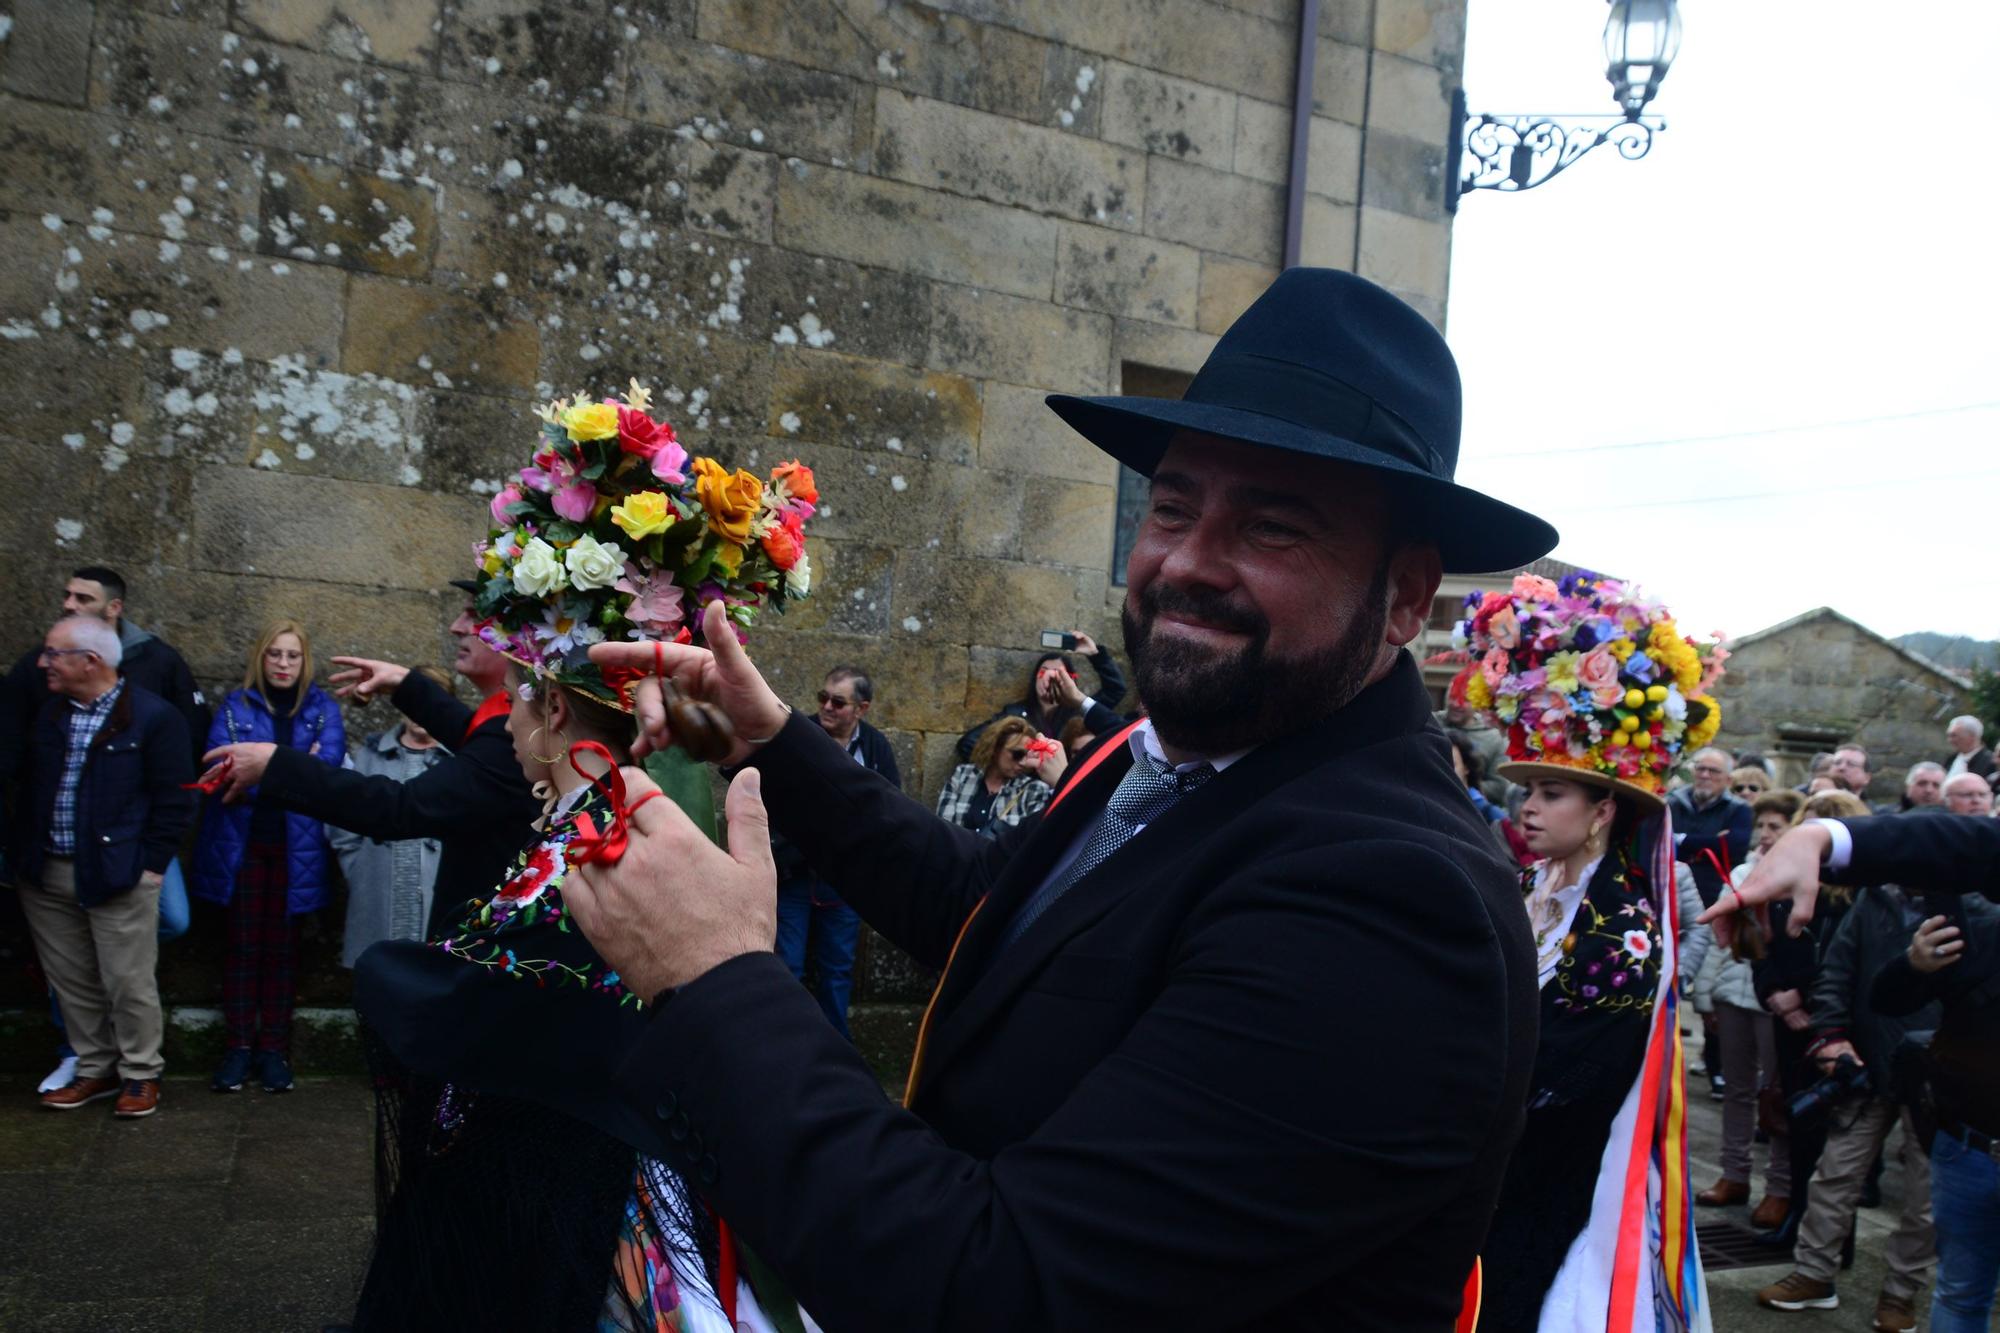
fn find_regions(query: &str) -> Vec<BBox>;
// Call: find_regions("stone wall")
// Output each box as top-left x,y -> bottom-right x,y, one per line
1718,608 -> 1970,799
0,0 -> 1468,1029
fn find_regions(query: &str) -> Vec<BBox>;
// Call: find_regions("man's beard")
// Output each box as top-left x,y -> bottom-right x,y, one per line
1121,557 -> 1393,756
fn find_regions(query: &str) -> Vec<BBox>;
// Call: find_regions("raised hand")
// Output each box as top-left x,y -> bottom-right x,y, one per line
587,600 -> 790,765
1698,821 -> 1833,947
328,656 -> 410,702
199,742 -> 278,803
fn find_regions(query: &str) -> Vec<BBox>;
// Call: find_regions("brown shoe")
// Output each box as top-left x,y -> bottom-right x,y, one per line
1756,1272 -> 1838,1311
1696,1178 -> 1750,1206
40,1075 -> 121,1110
1749,1194 -> 1792,1229
112,1079 -> 161,1119
1870,1293 -> 1916,1331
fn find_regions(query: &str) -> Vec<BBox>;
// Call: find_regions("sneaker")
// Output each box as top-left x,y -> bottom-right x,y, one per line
37,1053 -> 79,1094
113,1079 -> 161,1119
1709,1072 -> 1727,1102
256,1050 -> 294,1094
1870,1292 -> 1916,1331
40,1074 -> 121,1111
1756,1273 -> 1838,1311
212,1047 -> 252,1093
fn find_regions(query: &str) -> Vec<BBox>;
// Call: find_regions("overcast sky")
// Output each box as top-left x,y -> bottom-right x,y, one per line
1448,1 -> 2000,643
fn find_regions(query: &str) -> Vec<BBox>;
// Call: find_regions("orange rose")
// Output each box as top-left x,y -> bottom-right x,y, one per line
771,459 -> 817,506
691,457 -> 763,545
761,512 -> 804,571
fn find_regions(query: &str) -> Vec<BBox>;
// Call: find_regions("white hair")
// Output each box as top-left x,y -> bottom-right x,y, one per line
55,614 -> 122,668
1948,715 -> 1984,741
1944,771 -> 1993,797
1906,761 -> 1946,784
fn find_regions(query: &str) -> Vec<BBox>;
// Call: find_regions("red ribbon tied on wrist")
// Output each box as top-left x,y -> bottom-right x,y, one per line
562,740 -> 663,867
1023,737 -> 1061,762
183,757 -> 234,794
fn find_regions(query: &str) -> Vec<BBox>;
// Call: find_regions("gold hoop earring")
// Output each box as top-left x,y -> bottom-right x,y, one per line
526,725 -> 566,767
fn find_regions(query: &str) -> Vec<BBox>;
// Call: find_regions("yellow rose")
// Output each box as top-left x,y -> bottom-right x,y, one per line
691,457 -> 764,545
713,540 -> 744,577
561,401 -> 620,442
610,490 -> 674,540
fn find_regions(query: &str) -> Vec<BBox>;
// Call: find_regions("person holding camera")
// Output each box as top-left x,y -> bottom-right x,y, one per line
1752,865 -> 1994,1324
955,631 -> 1126,761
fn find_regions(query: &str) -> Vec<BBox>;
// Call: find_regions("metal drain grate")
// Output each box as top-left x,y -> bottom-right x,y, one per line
1696,1221 -> 1790,1273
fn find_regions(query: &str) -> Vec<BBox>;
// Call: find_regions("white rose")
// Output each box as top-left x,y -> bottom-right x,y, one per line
511,537 -> 564,598
1663,685 -> 1688,722
565,533 -> 625,591
785,549 -> 811,598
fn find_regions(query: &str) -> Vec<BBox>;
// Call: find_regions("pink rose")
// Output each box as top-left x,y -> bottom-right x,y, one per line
489,484 -> 524,526
1577,646 -> 1622,708
1481,646 -> 1510,688
1512,574 -> 1560,602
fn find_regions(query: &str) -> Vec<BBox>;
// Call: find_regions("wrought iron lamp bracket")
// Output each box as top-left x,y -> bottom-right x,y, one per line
1445,88 -> 1665,212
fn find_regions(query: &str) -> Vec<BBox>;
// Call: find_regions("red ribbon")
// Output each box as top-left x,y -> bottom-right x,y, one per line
599,641 -> 673,705
561,740 -> 662,866
1023,736 -> 1061,762
183,757 -> 233,794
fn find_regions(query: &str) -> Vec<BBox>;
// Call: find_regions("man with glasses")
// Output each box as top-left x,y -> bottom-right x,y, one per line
1671,746 -> 1755,908
771,666 -> 900,1038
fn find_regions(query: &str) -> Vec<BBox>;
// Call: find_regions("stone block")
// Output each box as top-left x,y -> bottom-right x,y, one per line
1356,205 -> 1448,301
1366,51 -> 1452,142
1038,44 -> 1105,137
978,381 -> 1117,486
768,348 -> 982,466
889,548 -> 982,641
187,464 -> 484,592
1142,156 -> 1283,266
1218,0 -> 1303,29
957,558 -> 1096,650
686,141 -> 777,242
1234,102 -> 1362,205
1196,254 -> 1277,334
536,317 -> 773,450
931,465 -> 1028,563
1317,0 -> 1374,46
420,387 -> 534,491
1299,195 -> 1358,270
776,538 -> 897,637
0,0 -> 95,106
238,0 -> 442,71
781,440 -> 940,552
1099,62 -> 1235,167
62,244 -> 348,367
872,89 -> 1142,230
242,363 -> 430,488
771,629 -> 972,731
775,164 -> 1057,301
342,275 -> 540,397
1053,220 -> 1200,327
1231,96 -> 1291,186
735,243 -> 932,369
1021,479 -> 1119,569
0,102 -> 264,252
627,37 -> 858,164
257,156 -> 440,278
1311,38 -> 1368,127
0,337 -> 152,479
435,0 -> 622,105
928,285 -> 1112,394
1359,128 -> 1446,221
1373,0 -> 1467,76
965,643 -> 1045,720
1114,317 -> 1218,377
169,568 -> 452,682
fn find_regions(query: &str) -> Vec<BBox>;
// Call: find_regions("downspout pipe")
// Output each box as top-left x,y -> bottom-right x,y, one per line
1282,0 -> 1322,268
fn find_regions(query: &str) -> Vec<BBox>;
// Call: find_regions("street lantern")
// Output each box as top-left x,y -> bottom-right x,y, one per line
1446,0 -> 1681,211
1604,0 -> 1683,118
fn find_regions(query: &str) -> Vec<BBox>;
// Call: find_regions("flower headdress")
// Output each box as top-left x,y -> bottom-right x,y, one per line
1448,570 -> 1726,810
471,380 -> 819,709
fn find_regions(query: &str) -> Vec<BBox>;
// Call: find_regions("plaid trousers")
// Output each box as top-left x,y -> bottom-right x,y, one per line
224,842 -> 297,1053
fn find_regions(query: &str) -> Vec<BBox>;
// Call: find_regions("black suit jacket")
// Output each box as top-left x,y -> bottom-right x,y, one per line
259,671 -> 540,935
1838,813 -> 2000,900
615,655 -> 1536,1331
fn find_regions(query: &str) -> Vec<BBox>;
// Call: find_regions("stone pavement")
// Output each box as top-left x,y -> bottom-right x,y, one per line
0,1065 -> 1954,1331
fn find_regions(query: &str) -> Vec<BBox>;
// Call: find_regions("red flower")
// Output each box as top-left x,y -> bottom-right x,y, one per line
771,460 -> 817,506
761,511 -> 805,571
496,846 -> 560,908
615,405 -> 675,459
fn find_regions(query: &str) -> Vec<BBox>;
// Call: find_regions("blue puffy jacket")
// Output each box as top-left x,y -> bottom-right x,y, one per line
192,685 -> 346,914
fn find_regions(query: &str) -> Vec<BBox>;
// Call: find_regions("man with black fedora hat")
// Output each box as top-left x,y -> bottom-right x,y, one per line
565,269 -> 1555,1330
198,586 -> 540,936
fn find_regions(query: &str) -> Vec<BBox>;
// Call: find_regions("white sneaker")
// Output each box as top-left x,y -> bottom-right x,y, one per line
37,1054 -> 79,1094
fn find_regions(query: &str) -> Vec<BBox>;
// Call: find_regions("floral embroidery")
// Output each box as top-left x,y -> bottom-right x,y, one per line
1548,852 -> 1663,1016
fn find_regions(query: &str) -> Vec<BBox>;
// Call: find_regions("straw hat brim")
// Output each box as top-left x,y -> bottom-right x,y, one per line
495,646 -> 637,715
1496,760 -> 1666,815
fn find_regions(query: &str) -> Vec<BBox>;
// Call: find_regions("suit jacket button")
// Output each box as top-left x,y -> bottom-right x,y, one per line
699,1154 -> 719,1185
654,1092 -> 678,1120
669,1111 -> 690,1141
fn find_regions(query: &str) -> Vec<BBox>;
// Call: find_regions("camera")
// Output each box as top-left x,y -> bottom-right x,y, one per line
1786,1054 -> 1871,1127
1040,629 -> 1078,651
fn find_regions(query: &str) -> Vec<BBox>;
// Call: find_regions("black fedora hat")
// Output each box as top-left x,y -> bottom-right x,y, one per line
1046,268 -> 1557,572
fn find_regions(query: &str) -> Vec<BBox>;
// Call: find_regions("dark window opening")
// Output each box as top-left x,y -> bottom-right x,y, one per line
1110,362 -> 1195,587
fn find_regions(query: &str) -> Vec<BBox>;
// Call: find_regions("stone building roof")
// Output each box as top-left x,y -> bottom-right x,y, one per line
1730,606 -> 1972,690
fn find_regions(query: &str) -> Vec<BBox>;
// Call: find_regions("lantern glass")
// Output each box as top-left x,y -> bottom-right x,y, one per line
1604,0 -> 1681,117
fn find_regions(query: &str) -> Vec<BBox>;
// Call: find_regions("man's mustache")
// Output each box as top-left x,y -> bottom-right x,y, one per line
1137,583 -> 1266,639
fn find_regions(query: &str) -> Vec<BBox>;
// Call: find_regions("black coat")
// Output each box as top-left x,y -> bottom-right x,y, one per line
770,718 -> 899,883
1666,788 -> 1752,907
1837,812 -> 2000,900
13,684 -> 194,906
615,654 -> 1536,1331
258,671 -> 539,937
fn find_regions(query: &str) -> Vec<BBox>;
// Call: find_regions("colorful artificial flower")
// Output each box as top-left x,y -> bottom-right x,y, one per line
692,457 -> 763,545
512,536 -> 565,598
564,532 -> 625,591
561,401 -> 620,442
610,491 -> 674,541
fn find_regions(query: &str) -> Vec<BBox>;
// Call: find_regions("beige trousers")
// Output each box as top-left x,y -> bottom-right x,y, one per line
1794,1095 -> 1934,1301
18,858 -> 165,1081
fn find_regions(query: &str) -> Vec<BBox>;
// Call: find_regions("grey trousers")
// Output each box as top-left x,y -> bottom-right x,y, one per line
1717,1001 -> 1791,1196
18,858 -> 165,1081
1795,1095 -> 1934,1301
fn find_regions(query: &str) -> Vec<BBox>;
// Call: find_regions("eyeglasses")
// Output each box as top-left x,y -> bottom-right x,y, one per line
1005,748 -> 1028,762
36,647 -> 93,663
1731,783 -> 1764,794
1692,766 -> 1730,778
816,691 -> 854,709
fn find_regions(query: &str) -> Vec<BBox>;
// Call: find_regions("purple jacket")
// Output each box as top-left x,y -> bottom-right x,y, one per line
192,685 -> 345,914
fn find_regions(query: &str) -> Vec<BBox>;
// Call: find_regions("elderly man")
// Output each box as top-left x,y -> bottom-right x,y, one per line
1945,715 -> 1996,784
11,616 -> 192,1118
1672,746 -> 1755,907
563,271 -> 1554,1330
1903,761 -> 1948,811
1944,771 -> 1994,817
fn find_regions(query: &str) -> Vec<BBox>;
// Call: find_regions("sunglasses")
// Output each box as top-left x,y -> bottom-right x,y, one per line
1731,783 -> 1764,794
1005,748 -> 1028,761
816,691 -> 854,709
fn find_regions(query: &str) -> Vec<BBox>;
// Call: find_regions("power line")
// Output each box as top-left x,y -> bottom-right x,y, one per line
1478,399 -> 2000,461
1590,466 -> 2000,512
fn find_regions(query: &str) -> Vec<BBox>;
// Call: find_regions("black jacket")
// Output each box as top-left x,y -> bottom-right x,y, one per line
14,684 -> 194,907
1807,884 -> 1985,1088
1666,787 -> 1752,907
258,671 -> 539,937
956,647 -> 1128,760
1836,813 -> 2000,900
615,654 -> 1536,1331
771,718 -> 899,883
6,621 -> 210,769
